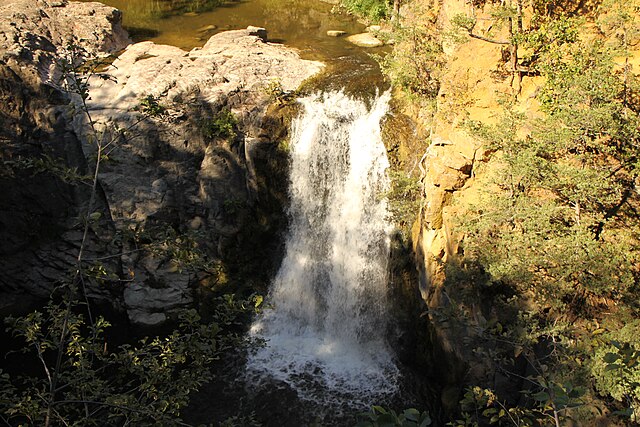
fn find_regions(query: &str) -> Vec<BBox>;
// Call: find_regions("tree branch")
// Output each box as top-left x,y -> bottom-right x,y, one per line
51,400 -> 193,426
468,31 -> 510,45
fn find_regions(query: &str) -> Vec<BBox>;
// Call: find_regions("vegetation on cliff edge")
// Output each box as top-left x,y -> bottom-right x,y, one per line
371,0 -> 640,424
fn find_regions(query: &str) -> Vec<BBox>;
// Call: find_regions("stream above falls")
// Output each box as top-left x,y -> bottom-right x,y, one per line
80,0 -> 390,95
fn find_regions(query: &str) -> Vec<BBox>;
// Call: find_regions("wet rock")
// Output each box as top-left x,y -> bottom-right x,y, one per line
197,24 -> 217,33
346,33 -> 384,47
326,30 -> 346,37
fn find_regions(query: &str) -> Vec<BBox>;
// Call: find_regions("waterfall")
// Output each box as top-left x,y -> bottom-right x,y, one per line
246,91 -> 398,406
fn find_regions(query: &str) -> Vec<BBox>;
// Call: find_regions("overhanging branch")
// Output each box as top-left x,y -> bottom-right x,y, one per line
468,31 -> 510,45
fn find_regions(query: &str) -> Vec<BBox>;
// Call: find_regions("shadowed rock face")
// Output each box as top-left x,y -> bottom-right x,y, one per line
72,28 -> 322,327
0,0 -> 131,314
0,0 -> 323,326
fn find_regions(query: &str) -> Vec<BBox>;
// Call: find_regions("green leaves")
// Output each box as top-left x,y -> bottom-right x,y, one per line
375,20 -> 443,98
200,108 -> 238,140
450,8 -> 640,423
138,94 -> 166,117
356,406 -> 432,427
340,0 -> 389,22
0,293 -> 256,425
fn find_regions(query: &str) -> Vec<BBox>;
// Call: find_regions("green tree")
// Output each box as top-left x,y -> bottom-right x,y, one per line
452,12 -> 640,422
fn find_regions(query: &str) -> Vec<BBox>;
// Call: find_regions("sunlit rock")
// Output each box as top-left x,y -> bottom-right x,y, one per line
346,33 -> 384,47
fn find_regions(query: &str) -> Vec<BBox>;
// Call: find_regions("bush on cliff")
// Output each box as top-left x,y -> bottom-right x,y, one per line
449,5 -> 640,423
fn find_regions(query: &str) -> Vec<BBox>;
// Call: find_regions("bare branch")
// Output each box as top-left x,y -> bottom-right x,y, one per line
467,32 -> 510,45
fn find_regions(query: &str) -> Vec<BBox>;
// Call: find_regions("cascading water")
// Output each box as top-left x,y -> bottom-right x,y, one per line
246,91 -> 399,408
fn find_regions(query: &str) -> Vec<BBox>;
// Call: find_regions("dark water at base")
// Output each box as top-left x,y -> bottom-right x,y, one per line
184,348 -> 440,426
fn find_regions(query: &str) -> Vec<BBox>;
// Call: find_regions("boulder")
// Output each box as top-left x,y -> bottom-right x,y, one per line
346,33 -> 384,47
0,0 -> 130,84
326,30 -> 346,37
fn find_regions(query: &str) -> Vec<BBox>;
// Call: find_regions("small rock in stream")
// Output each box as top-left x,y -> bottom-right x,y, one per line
196,24 -> 217,33
346,33 -> 384,47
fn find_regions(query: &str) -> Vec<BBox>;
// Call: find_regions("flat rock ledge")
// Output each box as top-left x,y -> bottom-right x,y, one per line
346,32 -> 384,48
86,27 -> 323,115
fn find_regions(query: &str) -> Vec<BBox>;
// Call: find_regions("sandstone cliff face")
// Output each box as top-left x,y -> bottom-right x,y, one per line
0,0 -> 323,326
401,0 -> 528,403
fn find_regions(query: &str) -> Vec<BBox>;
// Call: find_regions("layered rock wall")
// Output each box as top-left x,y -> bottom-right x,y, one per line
400,0 -> 528,405
0,0 -> 323,326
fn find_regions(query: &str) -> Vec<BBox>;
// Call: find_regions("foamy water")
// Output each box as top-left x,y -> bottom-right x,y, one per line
246,91 -> 398,407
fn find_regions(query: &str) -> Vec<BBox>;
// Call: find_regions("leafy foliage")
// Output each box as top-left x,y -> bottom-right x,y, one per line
449,383 -> 584,427
201,108 -> 238,140
461,29 -> 640,314
356,406 -> 432,427
386,170 -> 422,232
0,154 -> 91,182
341,0 -> 389,22
592,321 -> 640,421
376,25 -> 443,98
3,300 -> 219,426
263,79 -> 296,106
138,94 -> 166,117
443,1 -> 640,423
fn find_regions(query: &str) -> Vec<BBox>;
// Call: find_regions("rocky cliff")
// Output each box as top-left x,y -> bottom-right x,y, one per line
393,0 -> 534,408
0,0 -> 131,313
0,0 -> 323,326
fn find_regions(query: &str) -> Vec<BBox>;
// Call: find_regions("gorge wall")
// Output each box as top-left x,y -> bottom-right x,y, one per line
392,0 -> 546,407
0,0 -> 322,327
